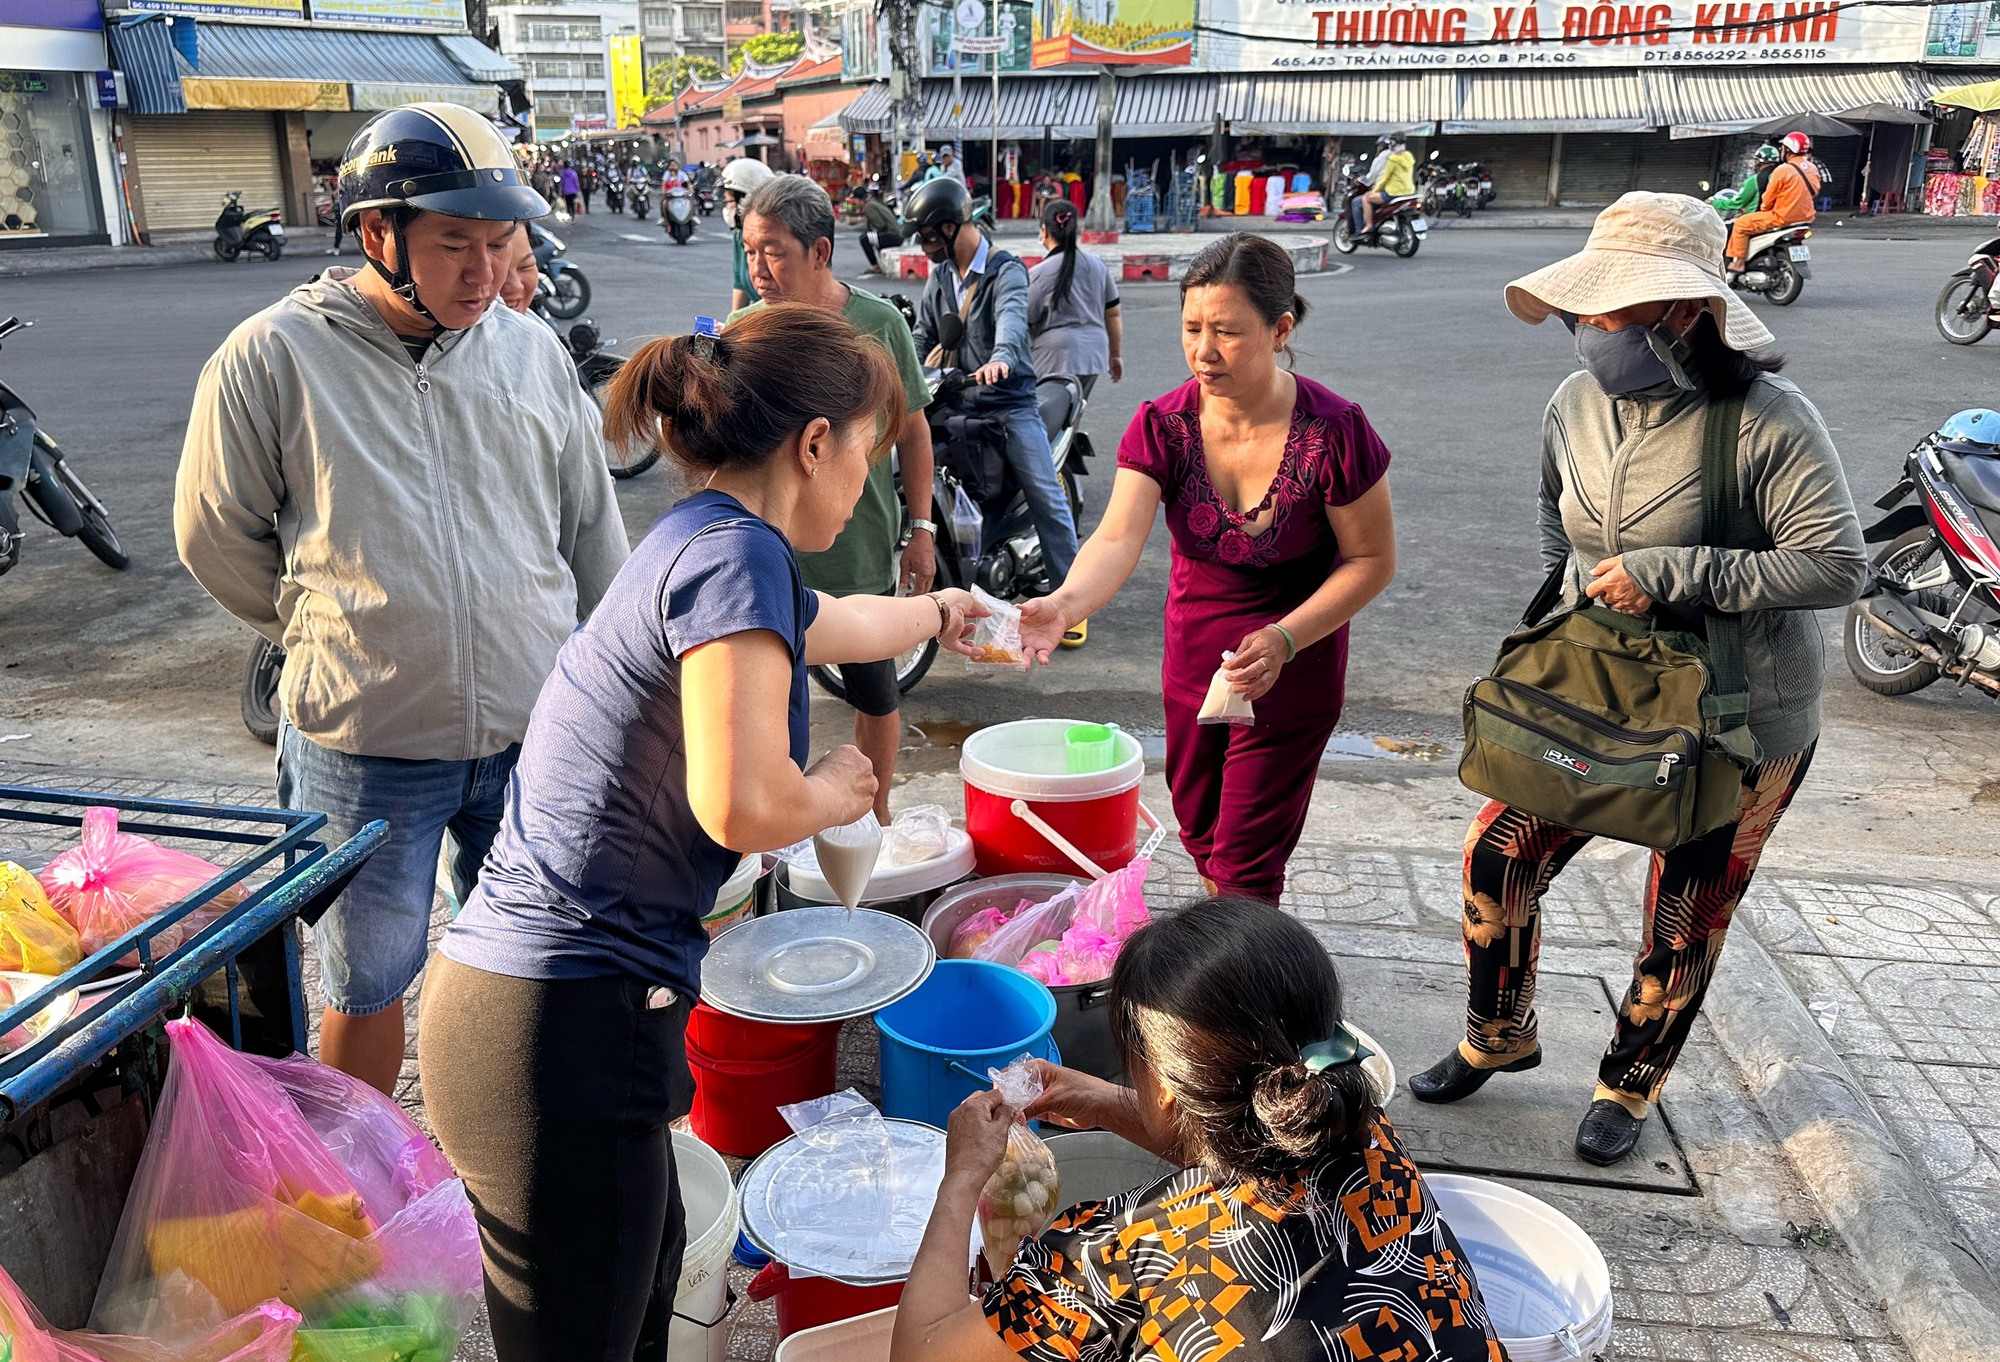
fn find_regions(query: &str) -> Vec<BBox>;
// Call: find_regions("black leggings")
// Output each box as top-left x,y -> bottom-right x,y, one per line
419,956 -> 695,1362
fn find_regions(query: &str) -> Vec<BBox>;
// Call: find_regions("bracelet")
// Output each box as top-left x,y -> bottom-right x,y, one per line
1268,623 -> 1298,662
928,592 -> 952,639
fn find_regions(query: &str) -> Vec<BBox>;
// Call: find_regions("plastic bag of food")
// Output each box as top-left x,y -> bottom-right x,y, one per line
0,1260 -> 299,1362
1072,857 -> 1152,948
964,586 -> 1027,669
38,809 -> 246,962
976,1059 -> 1061,1271
91,1018 -> 481,1360
947,906 -> 1014,960
1197,652 -> 1257,727
0,861 -> 80,976
881,805 -> 953,869
970,884 -> 1082,972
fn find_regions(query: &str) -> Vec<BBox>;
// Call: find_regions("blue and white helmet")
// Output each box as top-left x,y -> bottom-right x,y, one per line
1937,408 -> 2000,450
336,103 -> 547,229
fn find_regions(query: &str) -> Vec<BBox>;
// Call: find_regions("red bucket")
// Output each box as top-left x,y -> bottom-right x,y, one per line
961,719 -> 1155,878
749,1263 -> 905,1338
687,1003 -> 841,1158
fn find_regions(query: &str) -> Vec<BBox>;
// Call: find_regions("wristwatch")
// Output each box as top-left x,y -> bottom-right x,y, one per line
909,518 -> 937,537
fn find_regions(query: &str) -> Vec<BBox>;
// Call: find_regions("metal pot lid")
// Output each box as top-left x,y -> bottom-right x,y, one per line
738,1117 -> 946,1285
699,906 -> 936,1024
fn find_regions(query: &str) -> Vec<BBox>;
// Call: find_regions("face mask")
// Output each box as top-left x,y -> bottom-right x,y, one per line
1569,314 -> 1695,396
722,201 -> 738,228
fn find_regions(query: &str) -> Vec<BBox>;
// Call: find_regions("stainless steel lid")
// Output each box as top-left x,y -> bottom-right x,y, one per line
699,905 -> 936,1024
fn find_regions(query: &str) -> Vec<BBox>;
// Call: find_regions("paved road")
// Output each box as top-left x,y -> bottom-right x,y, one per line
2,210 -> 1995,882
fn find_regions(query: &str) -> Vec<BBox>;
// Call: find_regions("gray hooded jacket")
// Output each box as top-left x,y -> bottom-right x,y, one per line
1539,369 -> 1867,759
175,269 -> 629,762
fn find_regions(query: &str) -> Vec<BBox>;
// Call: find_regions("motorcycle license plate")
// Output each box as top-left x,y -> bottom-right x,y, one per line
268,225 -> 285,237
1413,217 -> 1429,235
1788,245 -> 1809,261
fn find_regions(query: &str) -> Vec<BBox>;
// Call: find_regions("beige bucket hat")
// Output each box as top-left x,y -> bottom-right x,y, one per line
1504,191 -> 1776,353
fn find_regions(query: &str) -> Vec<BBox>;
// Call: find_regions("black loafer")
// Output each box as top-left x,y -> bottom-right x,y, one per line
1575,1099 -> 1644,1165
1408,1048 -> 1542,1105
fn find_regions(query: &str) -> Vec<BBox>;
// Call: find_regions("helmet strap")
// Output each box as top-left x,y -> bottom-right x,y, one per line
365,215 -> 440,330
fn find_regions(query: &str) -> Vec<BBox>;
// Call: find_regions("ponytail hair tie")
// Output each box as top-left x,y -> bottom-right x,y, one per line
692,314 -> 722,363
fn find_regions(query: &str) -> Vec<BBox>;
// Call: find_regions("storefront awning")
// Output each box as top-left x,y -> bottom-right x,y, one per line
1051,73 -> 1217,139
436,33 -> 522,84
1221,73 -> 1452,136
838,83 -> 892,134
106,16 -> 186,116
181,22 -> 501,113
928,77 -> 1086,139
1445,71 -> 1651,134
1648,65 -> 1922,132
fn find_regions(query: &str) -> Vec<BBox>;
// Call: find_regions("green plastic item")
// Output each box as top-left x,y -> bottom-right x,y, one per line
1064,724 -> 1118,774
294,1294 -> 456,1362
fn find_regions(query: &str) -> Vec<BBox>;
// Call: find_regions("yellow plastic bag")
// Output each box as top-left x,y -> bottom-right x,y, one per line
0,861 -> 81,976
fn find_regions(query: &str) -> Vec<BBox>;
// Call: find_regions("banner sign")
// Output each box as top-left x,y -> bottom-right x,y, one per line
609,33 -> 646,127
1032,0 -> 1194,67
1199,0 -> 1930,68
126,0 -> 305,19
309,0 -> 462,25
0,0 -> 103,29
929,3 -> 1032,73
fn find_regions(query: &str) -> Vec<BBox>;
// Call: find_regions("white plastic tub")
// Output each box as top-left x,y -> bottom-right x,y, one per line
669,1129 -> 742,1362
1426,1174 -> 1612,1361
703,855 -> 762,939
772,1305 -> 897,1362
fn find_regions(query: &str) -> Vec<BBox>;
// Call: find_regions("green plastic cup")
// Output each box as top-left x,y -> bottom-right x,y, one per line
1065,723 -> 1119,774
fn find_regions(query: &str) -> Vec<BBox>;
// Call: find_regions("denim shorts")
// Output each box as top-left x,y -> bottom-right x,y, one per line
277,722 -> 520,1016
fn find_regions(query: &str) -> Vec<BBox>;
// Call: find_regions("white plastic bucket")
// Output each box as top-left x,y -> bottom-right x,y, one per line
1426,1174 -> 1612,1361
670,1129 -> 742,1362
772,1305 -> 897,1362
703,855 -> 762,939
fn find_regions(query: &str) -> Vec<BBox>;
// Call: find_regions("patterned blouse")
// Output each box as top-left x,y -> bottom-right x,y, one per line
982,1118 -> 1508,1362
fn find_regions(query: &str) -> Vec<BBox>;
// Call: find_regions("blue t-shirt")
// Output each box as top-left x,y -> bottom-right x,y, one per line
443,491 -> 818,996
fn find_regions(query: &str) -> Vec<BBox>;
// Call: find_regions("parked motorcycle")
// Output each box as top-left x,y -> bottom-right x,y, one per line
1844,408 -> 2000,702
530,221 -> 591,319
807,313 -> 1092,703
1935,237 -> 2000,345
213,190 -> 285,263
0,316 -> 127,578
1468,160 -> 1496,208
1330,173 -> 1427,258
662,185 -> 696,245
240,316 -> 636,742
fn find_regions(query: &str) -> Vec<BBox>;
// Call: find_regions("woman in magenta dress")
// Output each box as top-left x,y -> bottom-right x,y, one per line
1022,234 -> 1397,903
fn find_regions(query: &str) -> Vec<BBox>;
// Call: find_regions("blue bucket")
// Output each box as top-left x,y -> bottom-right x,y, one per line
875,960 -> 1059,1130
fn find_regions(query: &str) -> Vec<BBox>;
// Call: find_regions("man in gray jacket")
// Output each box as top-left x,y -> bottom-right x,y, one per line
175,104 -> 629,1093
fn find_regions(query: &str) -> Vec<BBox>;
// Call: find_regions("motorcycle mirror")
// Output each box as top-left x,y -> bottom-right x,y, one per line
937,314 -> 966,350
1430,150 -> 1440,161
1698,179 -> 1711,192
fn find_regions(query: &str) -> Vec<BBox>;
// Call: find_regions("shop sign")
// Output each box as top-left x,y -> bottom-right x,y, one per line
929,2 -> 1034,73
609,33 -> 646,127
308,0 -> 463,28
1199,0 -> 1930,68
1031,0 -> 1195,67
125,0 -> 306,18
723,94 -> 743,120
0,0 -> 103,29
94,70 -> 126,108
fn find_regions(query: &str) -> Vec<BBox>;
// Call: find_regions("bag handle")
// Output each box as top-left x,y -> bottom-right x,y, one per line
1700,393 -> 1751,729
1519,559 -> 1569,628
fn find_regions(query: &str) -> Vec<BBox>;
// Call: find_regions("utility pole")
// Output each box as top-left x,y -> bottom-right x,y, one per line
879,0 -> 924,183
1084,64 -> 1115,231
988,0 -> 999,199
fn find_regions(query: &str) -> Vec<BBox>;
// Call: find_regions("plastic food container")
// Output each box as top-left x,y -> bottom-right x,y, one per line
776,828 -> 978,926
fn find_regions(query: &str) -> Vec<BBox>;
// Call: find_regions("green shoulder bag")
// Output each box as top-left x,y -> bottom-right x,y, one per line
1458,394 -> 1764,851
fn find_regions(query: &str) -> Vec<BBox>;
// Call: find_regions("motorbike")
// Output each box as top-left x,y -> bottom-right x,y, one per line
0,317 -> 127,579
605,177 -> 625,215
1417,152 -> 1476,219
241,315 -> 635,743
1469,160 -> 1496,208
662,184 -> 696,245
806,313 -> 1092,704
1934,237 -> 2000,345
696,179 -> 717,217
1715,212 -> 1809,306
1330,173 -> 1427,258
213,190 -> 285,263
1844,409 -> 2000,703
530,221 -> 591,320
629,178 -> 651,220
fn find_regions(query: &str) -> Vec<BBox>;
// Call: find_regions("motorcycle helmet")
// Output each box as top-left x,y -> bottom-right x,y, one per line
1753,143 -> 1781,165
1780,131 -> 1812,156
1937,408 -> 2000,451
902,176 -> 973,233
720,157 -> 775,197
336,103 -> 547,324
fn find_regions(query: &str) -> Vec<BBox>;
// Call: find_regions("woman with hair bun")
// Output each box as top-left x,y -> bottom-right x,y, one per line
894,897 -> 1506,1362
420,302 -> 990,1362
1021,232 -> 1398,905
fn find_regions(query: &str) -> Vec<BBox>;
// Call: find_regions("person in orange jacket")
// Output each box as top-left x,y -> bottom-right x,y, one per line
1726,131 -> 1820,273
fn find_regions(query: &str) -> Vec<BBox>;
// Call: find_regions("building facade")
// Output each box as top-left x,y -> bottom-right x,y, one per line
490,0 -> 638,139
640,0 -> 725,72
0,1 -> 122,248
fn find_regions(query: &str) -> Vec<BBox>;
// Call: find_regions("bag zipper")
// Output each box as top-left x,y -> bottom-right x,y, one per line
1469,696 -> 1698,777
1485,677 -> 1694,748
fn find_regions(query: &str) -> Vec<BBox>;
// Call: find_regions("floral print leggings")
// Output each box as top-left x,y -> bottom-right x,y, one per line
1456,744 -> 1815,1117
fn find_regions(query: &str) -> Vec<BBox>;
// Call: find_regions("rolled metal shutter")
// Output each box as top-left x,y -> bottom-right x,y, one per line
1817,138 -> 1861,208
1632,135 -> 1717,197
128,113 -> 283,233
1557,134 -> 1636,205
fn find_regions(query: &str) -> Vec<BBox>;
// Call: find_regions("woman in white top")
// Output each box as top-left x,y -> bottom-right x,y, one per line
1027,199 -> 1122,396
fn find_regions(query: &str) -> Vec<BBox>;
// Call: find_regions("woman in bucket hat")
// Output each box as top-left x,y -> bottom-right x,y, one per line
1407,192 -> 1867,1165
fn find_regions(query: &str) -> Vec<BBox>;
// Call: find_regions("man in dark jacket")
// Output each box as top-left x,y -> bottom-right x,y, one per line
905,178 -> 1081,628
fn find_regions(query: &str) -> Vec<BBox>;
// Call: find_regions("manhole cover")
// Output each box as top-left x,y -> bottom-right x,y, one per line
1341,955 -> 1697,1194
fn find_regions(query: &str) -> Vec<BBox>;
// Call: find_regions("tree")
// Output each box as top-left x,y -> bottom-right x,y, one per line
728,30 -> 805,74
644,54 -> 723,107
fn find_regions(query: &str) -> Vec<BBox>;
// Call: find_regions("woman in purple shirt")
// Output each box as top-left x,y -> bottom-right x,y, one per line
1022,234 -> 1397,903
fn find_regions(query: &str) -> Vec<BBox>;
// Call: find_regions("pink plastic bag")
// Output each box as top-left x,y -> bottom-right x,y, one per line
90,1019 -> 481,1358
969,885 -> 1082,974
946,906 -> 1014,960
38,809 -> 245,962
0,1261 -> 296,1362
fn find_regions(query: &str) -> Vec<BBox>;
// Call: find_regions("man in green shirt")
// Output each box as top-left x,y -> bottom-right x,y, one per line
733,174 -> 937,821
1709,143 -> 1780,215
